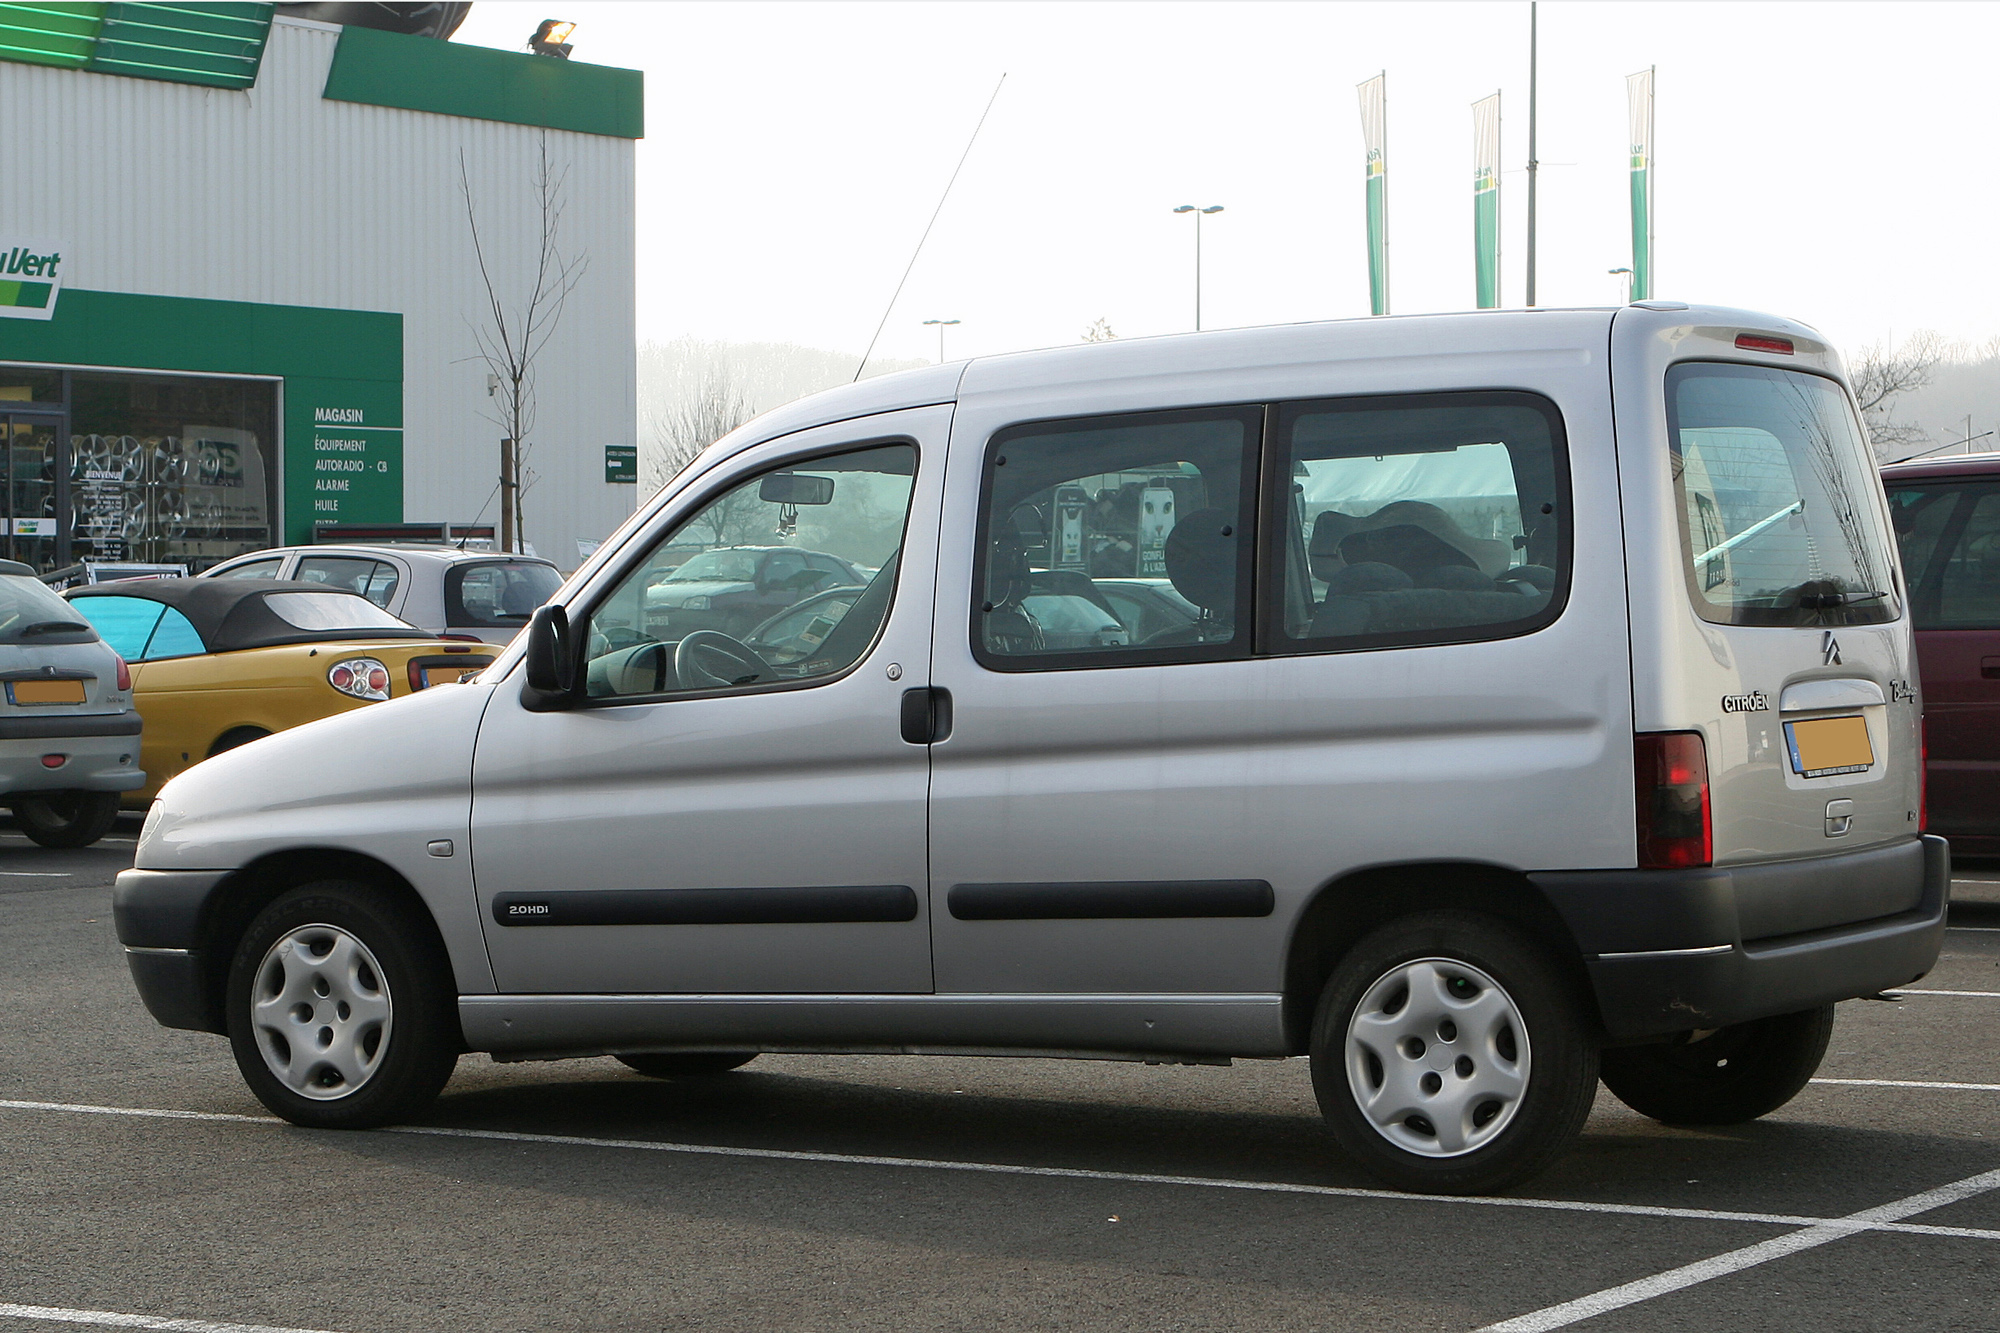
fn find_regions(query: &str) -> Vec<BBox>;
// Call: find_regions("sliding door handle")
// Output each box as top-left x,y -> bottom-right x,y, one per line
899,686 -> 952,745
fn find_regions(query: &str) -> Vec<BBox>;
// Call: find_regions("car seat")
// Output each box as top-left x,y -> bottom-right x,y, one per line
1143,507 -> 1236,646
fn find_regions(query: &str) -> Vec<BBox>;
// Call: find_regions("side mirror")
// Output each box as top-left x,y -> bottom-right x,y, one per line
522,603 -> 578,707
759,472 -> 834,505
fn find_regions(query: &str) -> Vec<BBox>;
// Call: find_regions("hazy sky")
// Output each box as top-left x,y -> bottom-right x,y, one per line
454,2 -> 2000,368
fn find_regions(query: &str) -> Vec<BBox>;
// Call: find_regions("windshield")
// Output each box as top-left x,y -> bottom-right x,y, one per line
1667,363 -> 1899,627
0,575 -> 95,643
666,550 -> 759,583
262,591 -> 414,632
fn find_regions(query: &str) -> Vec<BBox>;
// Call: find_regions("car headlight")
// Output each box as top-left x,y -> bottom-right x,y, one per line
327,657 -> 391,702
681,595 -> 710,610
139,799 -> 164,845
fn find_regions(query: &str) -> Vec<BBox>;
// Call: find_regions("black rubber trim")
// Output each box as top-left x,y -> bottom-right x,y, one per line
948,880 -> 1275,921
491,885 -> 920,927
124,948 -> 220,1033
0,711 -> 141,740
114,868 -> 231,949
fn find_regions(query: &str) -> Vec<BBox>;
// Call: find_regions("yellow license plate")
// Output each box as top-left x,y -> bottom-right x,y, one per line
1785,715 -> 1875,778
9,679 -> 87,705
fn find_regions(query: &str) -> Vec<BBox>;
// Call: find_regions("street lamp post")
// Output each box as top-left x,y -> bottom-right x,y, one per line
1173,204 -> 1224,331
922,318 -> 961,363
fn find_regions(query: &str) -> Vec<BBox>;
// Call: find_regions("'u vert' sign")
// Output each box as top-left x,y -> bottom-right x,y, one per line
0,241 -> 64,321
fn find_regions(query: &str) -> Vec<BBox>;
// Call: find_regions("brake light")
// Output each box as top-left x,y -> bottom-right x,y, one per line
1636,731 -> 1712,869
437,633 -> 485,643
113,654 -> 130,691
327,657 -> 391,702
1735,333 -> 1794,355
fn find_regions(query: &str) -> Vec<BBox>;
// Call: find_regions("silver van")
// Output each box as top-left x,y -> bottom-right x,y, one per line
114,305 -> 1946,1194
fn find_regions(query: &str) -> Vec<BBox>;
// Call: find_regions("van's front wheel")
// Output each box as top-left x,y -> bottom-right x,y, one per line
1310,912 -> 1598,1195
1599,1006 -> 1834,1126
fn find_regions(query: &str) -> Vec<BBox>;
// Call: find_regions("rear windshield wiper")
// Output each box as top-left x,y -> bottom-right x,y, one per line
1693,499 -> 1804,566
17,620 -> 89,636
1799,589 -> 1891,609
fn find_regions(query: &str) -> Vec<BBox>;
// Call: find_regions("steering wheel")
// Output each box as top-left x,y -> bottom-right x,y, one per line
674,630 -> 777,691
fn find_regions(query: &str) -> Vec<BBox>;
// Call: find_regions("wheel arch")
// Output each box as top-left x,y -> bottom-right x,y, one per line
1280,860 -> 1600,1054
193,847 -> 462,1043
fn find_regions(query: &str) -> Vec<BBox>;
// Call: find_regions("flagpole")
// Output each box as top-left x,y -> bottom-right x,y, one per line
1525,1 -> 1538,307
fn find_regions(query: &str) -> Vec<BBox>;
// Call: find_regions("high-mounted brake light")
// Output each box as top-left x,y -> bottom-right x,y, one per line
113,654 -> 130,692
1735,333 -> 1794,355
1636,731 -> 1712,869
327,656 -> 391,702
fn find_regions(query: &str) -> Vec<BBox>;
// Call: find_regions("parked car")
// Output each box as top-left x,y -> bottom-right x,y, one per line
1883,451 -> 2000,854
642,545 -> 866,640
0,559 -> 143,847
113,307 -> 1944,1196
201,545 -> 561,646
66,579 -> 492,804
1092,576 -> 1201,644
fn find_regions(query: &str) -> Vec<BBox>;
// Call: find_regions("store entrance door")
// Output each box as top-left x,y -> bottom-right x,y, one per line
0,415 -> 60,573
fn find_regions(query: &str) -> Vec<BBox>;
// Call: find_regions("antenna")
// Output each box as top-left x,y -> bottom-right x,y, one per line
852,74 -> 1007,383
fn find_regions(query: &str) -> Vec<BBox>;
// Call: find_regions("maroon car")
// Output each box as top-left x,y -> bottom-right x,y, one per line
1884,452 -> 2000,854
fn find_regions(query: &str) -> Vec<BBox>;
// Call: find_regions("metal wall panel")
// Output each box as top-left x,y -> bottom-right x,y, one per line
0,16 -> 638,565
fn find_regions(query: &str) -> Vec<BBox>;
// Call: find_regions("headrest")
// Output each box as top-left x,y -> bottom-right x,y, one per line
1163,507 -> 1237,612
1337,500 -> 1513,578
1325,561 -> 1413,595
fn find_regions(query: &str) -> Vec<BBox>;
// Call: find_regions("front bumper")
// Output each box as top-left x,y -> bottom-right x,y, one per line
0,711 -> 144,795
114,868 -> 231,1033
1534,835 -> 1949,1040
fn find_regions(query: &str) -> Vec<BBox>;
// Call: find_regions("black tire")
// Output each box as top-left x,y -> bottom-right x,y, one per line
13,790 -> 121,848
208,726 -> 271,758
616,1052 -> 758,1079
1309,911 -> 1599,1195
1600,1006 -> 1834,1126
225,879 -> 461,1129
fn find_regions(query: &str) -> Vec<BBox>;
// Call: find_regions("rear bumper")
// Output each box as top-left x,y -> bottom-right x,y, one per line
1533,835 -> 1950,1040
0,711 -> 144,794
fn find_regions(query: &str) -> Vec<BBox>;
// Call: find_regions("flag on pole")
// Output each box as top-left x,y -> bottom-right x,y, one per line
1357,72 -> 1388,316
1473,92 -> 1502,309
1626,67 -> 1655,301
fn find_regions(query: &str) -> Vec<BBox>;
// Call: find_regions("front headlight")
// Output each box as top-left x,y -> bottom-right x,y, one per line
681,595 -> 710,610
327,657 -> 391,702
139,799 -> 164,845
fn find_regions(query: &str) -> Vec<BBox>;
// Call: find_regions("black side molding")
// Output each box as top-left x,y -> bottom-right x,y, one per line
492,885 -> 920,927
0,711 -> 141,741
948,880 -> 1274,921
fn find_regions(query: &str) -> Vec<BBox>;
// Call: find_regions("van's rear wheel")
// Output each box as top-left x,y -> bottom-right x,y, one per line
225,879 -> 460,1129
13,791 -> 121,848
1599,1006 -> 1834,1126
616,1052 -> 757,1078
1310,911 -> 1598,1195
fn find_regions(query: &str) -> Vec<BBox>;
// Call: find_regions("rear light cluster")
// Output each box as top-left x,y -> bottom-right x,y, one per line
1635,731 -> 1712,869
113,654 -> 130,692
327,657 -> 391,702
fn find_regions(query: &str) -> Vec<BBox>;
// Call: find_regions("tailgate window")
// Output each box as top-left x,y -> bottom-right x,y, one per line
1668,363 -> 1898,627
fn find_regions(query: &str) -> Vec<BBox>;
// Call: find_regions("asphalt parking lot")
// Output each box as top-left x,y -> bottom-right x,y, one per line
3,834 -> 1999,1332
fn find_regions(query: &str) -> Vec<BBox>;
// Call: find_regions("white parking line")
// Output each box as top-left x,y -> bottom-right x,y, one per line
1947,926 -> 2000,933
0,871 -> 71,877
1899,989 -> 2000,998
0,1301 -> 340,1332
5,1097 -> 2000,1242
1478,1166 -> 2000,1332
1814,1077 -> 2000,1093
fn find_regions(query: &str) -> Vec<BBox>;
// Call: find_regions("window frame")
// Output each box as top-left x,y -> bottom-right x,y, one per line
1256,389 -> 1575,658
569,436 -> 922,708
968,403 -> 1266,674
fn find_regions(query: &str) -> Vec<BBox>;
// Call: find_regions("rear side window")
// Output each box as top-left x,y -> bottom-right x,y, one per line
447,561 -> 561,629
1891,483 -> 2000,629
296,556 -> 400,608
262,592 -> 410,632
973,407 -> 1260,669
1273,393 -> 1569,651
1667,363 -> 1899,627
212,558 -> 285,580
143,608 -> 205,659
70,595 -> 161,658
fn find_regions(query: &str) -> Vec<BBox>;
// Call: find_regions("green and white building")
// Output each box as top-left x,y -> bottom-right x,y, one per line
0,3 -> 640,571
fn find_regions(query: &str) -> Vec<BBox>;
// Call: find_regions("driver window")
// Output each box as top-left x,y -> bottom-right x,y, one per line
582,443 -> 915,700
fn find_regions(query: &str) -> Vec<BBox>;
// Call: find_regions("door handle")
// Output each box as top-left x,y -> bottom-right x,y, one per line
899,686 -> 952,745
1982,657 -> 2000,680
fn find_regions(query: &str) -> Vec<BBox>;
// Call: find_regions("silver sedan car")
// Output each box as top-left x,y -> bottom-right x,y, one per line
200,545 -> 562,645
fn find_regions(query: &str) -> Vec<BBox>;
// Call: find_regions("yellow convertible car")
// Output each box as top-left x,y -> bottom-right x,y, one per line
65,579 -> 494,804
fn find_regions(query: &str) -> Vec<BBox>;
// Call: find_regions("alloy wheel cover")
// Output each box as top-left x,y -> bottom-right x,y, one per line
250,924 -> 394,1101
1344,956 -> 1531,1158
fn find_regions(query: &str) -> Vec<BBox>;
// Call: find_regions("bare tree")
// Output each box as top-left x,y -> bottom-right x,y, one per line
1851,331 -> 1946,461
1082,317 -> 1117,343
646,363 -> 753,490
461,134 -> 589,552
